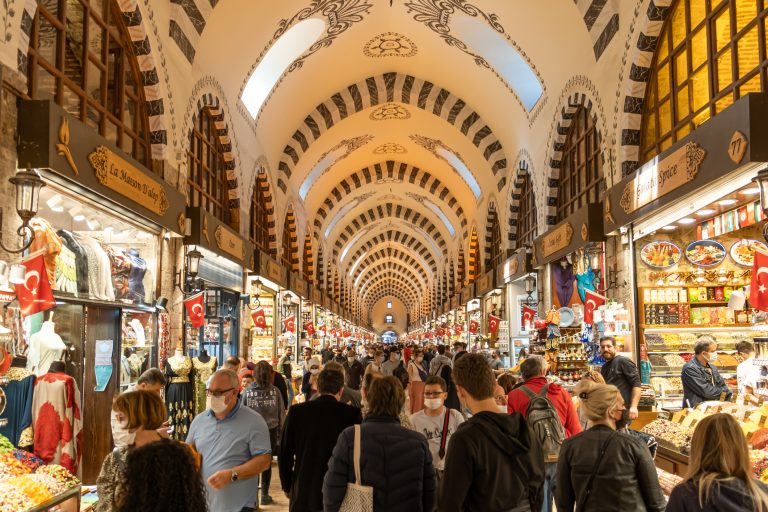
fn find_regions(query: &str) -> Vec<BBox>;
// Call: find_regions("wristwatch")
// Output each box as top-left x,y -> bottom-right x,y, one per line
231,470 -> 239,482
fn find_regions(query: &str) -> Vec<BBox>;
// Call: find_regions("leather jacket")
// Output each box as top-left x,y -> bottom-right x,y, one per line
681,357 -> 732,409
555,425 -> 666,512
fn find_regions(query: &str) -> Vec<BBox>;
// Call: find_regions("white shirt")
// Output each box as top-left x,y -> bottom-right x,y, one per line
737,357 -> 762,395
410,407 -> 465,470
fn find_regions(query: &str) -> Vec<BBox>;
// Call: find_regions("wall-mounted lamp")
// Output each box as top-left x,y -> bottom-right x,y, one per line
0,170 -> 45,253
173,246 -> 204,296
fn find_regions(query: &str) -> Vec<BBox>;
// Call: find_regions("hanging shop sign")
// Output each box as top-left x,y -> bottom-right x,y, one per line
256,251 -> 288,289
532,203 -> 604,266
449,295 -> 459,310
185,207 -> 253,270
604,93 -> 768,233
498,249 -> 531,284
459,283 -> 476,304
17,100 -> 185,232
288,272 -> 308,298
475,270 -> 496,296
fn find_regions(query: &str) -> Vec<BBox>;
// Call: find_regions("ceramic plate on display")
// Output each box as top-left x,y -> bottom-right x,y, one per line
558,307 -> 575,327
640,241 -> 682,269
730,239 -> 768,267
685,240 -> 727,267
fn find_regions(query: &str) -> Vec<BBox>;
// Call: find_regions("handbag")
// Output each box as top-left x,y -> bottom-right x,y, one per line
339,425 -> 374,512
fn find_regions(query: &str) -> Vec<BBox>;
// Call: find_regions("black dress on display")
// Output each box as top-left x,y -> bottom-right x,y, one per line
164,356 -> 194,441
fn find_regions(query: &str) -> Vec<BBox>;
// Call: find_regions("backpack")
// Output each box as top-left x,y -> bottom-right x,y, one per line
521,383 -> 566,463
393,364 -> 409,389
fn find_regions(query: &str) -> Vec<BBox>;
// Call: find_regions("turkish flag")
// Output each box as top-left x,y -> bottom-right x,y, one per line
469,320 -> 479,333
584,289 -> 606,324
454,324 -> 463,335
437,328 -> 445,336
304,321 -> 315,335
252,308 -> 267,329
343,330 -> 351,338
283,314 -> 296,333
14,253 -> 55,317
522,305 -> 536,328
750,249 -> 768,311
488,314 -> 501,334
318,323 -> 326,334
183,292 -> 206,328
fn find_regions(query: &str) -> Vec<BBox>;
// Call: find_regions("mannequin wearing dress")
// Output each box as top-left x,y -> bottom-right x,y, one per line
28,321 -> 66,376
0,357 -> 35,447
192,349 -> 217,415
129,319 -> 146,347
164,348 -> 193,440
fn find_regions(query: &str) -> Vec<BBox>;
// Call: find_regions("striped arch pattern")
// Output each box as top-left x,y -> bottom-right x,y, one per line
313,160 -> 467,238
361,274 -> 421,305
365,281 -> 419,310
190,94 -> 241,226
282,207 -> 300,273
545,93 -> 602,225
18,0 -> 168,159
333,269 -> 340,301
358,271 -> 425,306
277,72 -> 508,193
356,261 -> 428,296
331,205 -> 448,260
342,231 -> 439,275
508,153 -> 533,249
351,248 -> 430,286
572,0 -> 620,60
168,0 -> 218,63
467,227 -> 481,283
618,0 -> 673,177
457,248 -> 466,289
317,246 -> 324,291
253,168 -> 278,255
449,259 -> 456,296
302,232 -> 314,282
484,202 -> 499,271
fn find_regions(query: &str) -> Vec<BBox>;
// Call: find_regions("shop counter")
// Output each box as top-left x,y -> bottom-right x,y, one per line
654,446 -> 689,478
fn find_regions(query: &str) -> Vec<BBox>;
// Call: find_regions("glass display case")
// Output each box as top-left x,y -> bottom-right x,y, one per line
250,292 -> 275,362
119,310 -> 155,391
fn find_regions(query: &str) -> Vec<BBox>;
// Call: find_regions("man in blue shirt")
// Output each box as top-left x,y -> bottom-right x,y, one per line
187,369 -> 272,512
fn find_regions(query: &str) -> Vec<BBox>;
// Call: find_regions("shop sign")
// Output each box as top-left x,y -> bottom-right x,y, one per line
542,223 -> 574,258
450,295 -> 459,310
476,271 -> 495,296
290,273 -> 308,297
214,225 -> 245,260
728,131 -> 749,163
499,250 -> 529,283
311,287 -> 322,304
620,141 -> 706,214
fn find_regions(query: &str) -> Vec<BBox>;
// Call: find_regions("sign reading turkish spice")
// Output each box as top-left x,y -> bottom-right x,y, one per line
214,225 -> 245,260
620,141 -> 706,214
542,223 -> 574,258
88,145 -> 170,215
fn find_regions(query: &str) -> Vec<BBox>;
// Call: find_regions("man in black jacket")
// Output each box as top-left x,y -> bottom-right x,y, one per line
279,367 -> 362,512
599,336 -> 642,420
440,353 -> 544,512
681,337 -> 732,408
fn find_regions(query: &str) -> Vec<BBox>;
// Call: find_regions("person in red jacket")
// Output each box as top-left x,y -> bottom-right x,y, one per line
507,355 -> 581,512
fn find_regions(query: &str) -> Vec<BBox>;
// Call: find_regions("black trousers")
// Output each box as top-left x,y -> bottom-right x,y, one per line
261,426 -> 279,495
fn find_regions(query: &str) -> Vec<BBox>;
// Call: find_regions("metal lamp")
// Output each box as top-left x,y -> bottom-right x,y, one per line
185,247 -> 203,278
0,169 -> 45,253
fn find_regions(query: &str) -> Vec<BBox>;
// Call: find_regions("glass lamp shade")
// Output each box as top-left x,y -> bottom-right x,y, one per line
251,278 -> 262,295
185,248 -> 203,277
754,168 -> 768,215
524,274 -> 535,294
9,170 -> 45,222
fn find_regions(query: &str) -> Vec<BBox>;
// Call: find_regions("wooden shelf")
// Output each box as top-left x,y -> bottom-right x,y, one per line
642,324 -> 753,330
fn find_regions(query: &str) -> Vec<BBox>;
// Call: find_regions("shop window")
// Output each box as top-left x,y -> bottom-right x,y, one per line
26,0 -> 157,173
557,106 -> 604,222
640,0 -> 768,163
488,206 -> 503,270
249,174 -> 272,254
517,168 -> 537,246
387,301 -> 392,309
385,314 -> 393,324
187,107 -> 232,225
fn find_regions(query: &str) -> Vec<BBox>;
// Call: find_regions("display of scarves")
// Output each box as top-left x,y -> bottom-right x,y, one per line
575,267 -> 596,303
553,262 -> 576,307
32,372 -> 82,474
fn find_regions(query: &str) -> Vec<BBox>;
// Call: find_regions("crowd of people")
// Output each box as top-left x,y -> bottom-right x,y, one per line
94,337 -> 768,512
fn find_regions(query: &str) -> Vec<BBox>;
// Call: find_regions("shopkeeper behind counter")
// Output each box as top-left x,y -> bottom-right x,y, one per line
681,336 -> 732,409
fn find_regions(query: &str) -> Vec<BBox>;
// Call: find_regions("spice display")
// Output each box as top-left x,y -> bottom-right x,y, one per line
641,419 -> 693,454
0,453 -> 31,479
0,482 -> 35,512
12,450 -> 44,472
0,435 -> 14,455
34,464 -> 80,489
6,475 -> 54,504
26,473 -> 65,495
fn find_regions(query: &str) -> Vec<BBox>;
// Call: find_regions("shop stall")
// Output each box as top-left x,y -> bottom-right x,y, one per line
7,99 -> 186,483
476,270 -> 503,356
446,295 -> 464,345
281,273 -> 307,359
498,249 -> 535,366
604,92 -> 768,409
459,283 -> 479,348
245,251 -> 286,362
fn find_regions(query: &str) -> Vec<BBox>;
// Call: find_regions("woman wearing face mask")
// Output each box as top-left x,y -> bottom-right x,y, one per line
408,348 -> 429,414
97,390 -> 167,511
301,357 -> 321,400
555,380 -> 665,512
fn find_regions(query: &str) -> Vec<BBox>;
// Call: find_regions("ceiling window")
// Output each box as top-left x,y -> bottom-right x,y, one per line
387,301 -> 392,309
241,19 -> 326,118
385,314 -> 394,324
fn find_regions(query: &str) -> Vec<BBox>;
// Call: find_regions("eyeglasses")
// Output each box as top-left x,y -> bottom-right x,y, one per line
206,387 -> 235,397
424,392 -> 444,398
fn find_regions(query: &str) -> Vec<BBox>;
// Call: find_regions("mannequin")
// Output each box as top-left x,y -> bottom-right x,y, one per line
165,346 -> 193,440
127,249 -> 147,303
129,318 -> 146,347
32,358 -> 82,473
28,317 -> 66,376
0,356 -> 34,447
192,349 -> 217,415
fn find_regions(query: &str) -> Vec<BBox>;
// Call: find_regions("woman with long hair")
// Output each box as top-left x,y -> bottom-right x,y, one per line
117,438 -> 207,512
555,380 -> 665,511
407,348 -> 428,413
667,413 -> 768,511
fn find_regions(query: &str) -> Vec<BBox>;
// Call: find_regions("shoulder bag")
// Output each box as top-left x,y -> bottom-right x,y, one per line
577,431 -> 618,512
438,408 -> 452,459
339,424 -> 374,512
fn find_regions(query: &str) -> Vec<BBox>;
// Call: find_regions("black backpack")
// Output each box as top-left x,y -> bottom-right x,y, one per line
393,364 -> 409,389
521,383 -> 566,463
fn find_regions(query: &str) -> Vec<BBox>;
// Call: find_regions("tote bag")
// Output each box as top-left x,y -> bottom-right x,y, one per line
339,424 -> 374,512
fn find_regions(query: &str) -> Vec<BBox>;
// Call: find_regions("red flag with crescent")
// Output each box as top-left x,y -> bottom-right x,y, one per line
469,320 -> 479,334
251,308 -> 267,329
750,249 -> 768,311
488,314 -> 501,334
304,321 -> 315,335
318,323 -> 326,334
584,289 -> 606,324
14,253 -> 55,317
283,314 -> 296,333
522,305 -> 536,327
184,291 -> 206,328
454,324 -> 463,335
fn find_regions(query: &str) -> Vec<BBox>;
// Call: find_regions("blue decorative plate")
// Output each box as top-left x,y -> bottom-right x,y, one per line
558,307 -> 575,327
685,240 -> 727,267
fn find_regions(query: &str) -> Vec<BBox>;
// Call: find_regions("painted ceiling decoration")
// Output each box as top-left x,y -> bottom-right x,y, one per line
409,134 -> 483,197
351,248 -> 431,284
373,142 -> 408,154
276,72 -> 508,195
369,103 -> 411,120
363,32 -> 418,57
571,0 -> 620,60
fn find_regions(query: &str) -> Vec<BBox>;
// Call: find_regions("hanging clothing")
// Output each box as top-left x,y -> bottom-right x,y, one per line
29,218 -> 62,291
408,360 -> 428,414
32,371 -> 82,474
0,367 -> 35,447
55,245 -> 78,295
104,245 -> 132,301
77,235 -> 115,301
553,262 -> 576,307
192,357 -> 217,416
57,230 -> 90,295
164,357 -> 194,440
127,249 -> 147,303
0,348 -> 10,376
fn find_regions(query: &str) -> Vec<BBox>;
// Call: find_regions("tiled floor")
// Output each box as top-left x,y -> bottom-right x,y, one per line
257,462 -> 289,511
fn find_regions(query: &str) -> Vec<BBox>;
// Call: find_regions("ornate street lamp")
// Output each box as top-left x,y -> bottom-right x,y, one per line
0,170 -> 45,253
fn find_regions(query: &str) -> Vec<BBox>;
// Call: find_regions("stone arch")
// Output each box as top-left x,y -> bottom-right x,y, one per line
302,230 -> 314,282
341,230 -> 439,275
250,161 -> 278,256
277,72 -> 508,193
364,281 -> 420,310
484,199 -> 501,270
357,262 -> 427,297
572,0 -> 621,61
508,149 -> 535,248
351,247 -> 432,286
361,273 -> 422,306
467,226 -> 481,282
457,247 -> 466,288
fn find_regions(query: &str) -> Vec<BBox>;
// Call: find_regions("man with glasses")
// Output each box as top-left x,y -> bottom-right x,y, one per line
186,369 -> 272,512
682,337 -> 732,408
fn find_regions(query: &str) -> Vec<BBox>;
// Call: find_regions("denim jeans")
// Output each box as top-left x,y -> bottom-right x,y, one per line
542,462 -> 557,512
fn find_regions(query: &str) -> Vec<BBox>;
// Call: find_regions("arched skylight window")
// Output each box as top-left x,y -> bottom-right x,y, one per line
242,19 -> 326,118
452,16 -> 543,111
435,146 -> 482,199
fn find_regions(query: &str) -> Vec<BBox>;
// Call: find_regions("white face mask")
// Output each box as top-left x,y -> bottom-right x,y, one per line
207,394 -> 229,414
708,352 -> 718,362
310,368 -> 320,375
112,419 -> 136,446
424,398 -> 443,410
497,405 -> 508,413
